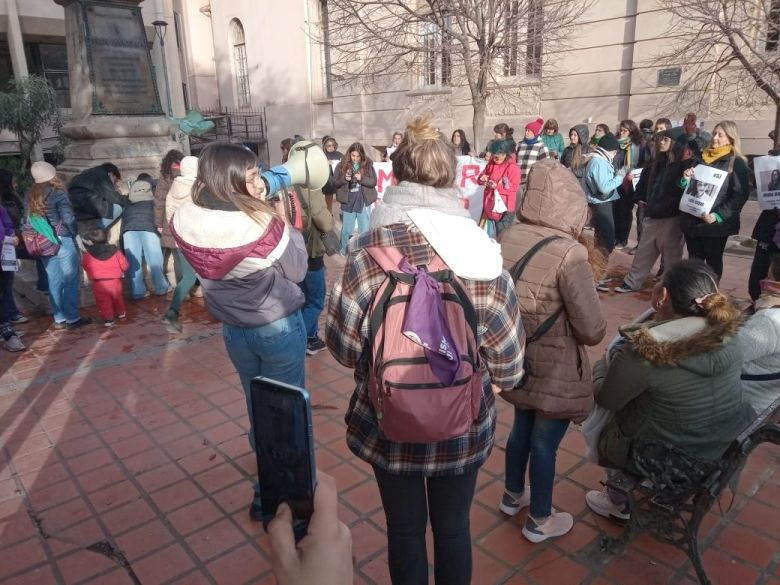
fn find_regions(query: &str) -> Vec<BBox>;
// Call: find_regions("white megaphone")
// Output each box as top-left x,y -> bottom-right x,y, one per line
260,141 -> 330,200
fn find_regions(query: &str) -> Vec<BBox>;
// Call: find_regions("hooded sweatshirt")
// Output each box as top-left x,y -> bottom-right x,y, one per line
561,124 -> 592,184
82,243 -> 129,281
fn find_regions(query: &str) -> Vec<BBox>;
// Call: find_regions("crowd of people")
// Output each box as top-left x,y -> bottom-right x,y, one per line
1,113 -> 779,585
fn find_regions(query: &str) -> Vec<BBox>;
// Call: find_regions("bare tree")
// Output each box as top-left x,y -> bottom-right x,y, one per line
653,0 -> 780,148
321,0 -> 590,146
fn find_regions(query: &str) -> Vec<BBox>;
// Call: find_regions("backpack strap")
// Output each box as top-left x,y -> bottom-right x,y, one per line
509,236 -> 565,344
741,372 -> 780,381
509,236 -> 562,282
364,246 -> 480,358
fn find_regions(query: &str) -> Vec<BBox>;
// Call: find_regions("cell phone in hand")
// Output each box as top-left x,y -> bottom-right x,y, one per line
250,377 -> 317,542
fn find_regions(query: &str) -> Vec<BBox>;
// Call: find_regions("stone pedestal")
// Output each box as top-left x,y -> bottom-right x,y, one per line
54,0 -> 180,180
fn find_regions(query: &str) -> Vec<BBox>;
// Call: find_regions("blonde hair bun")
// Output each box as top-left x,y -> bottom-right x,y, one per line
404,117 -> 439,143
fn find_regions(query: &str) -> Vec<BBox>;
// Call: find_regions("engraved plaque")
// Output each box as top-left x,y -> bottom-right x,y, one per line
83,1 -> 163,115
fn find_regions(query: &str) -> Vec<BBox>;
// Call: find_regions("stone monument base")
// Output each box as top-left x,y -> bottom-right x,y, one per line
57,116 -> 181,182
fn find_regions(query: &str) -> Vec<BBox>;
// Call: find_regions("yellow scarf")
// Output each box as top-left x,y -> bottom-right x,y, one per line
702,144 -> 732,164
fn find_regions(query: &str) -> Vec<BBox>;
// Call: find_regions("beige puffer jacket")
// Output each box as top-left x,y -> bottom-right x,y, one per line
165,177 -> 195,249
499,159 -> 607,422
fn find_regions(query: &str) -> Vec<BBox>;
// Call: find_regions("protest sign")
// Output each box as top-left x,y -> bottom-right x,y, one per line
327,156 -> 488,219
1,238 -> 18,272
753,155 -> 780,210
678,164 -> 728,217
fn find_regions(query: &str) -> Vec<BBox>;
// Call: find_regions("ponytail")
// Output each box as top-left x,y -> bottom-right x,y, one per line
697,293 -> 744,327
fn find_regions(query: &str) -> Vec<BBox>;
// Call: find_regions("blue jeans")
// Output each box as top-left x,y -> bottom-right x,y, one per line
123,230 -> 169,298
340,207 -> 370,254
42,236 -> 81,324
222,310 -> 307,450
98,203 -> 123,229
505,408 -> 570,519
299,267 -> 325,340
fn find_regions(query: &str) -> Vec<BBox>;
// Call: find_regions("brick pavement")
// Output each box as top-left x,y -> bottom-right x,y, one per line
0,247 -> 778,585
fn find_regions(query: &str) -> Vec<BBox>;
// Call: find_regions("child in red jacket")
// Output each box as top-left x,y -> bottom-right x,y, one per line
81,228 -> 129,327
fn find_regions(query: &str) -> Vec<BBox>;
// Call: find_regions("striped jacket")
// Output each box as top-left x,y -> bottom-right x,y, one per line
325,223 -> 526,476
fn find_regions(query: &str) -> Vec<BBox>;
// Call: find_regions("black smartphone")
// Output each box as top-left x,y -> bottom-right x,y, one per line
250,377 -> 317,541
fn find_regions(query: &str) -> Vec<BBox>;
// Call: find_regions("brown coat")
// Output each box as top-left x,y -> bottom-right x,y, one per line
154,175 -> 175,248
498,159 -> 607,422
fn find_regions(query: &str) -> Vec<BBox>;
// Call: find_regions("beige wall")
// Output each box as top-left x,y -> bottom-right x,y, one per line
2,0 -> 776,158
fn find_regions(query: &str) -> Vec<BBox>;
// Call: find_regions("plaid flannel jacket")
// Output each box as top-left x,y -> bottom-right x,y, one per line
326,223 -> 526,476
516,141 -> 550,181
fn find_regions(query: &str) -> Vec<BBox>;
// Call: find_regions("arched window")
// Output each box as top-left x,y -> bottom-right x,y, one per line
230,19 -> 251,107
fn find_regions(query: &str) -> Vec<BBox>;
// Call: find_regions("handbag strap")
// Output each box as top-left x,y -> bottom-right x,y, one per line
509,236 -> 565,344
741,372 -> 780,381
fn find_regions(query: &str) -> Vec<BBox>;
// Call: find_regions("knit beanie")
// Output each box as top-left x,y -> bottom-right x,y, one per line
598,132 -> 619,152
31,161 -> 57,184
179,156 -> 198,179
525,118 -> 545,137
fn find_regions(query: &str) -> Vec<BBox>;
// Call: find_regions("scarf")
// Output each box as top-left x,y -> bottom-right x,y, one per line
371,181 -> 471,228
523,135 -> 540,145
755,279 -> 780,310
618,137 -> 635,168
702,144 -> 733,164
592,146 -> 615,164
399,257 -> 461,385
29,214 -> 59,244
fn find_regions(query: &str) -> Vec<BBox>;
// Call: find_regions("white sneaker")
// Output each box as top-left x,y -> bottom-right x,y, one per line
521,510 -> 573,543
498,488 -> 531,516
596,278 -> 611,293
585,489 -> 630,522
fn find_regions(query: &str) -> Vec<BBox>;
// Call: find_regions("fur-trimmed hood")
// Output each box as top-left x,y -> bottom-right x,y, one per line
620,313 -> 744,373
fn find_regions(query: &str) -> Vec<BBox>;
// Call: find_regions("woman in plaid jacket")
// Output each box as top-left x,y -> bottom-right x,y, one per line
326,118 -> 526,585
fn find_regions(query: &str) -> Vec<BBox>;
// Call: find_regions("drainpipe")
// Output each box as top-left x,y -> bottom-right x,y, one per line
302,0 -> 316,139
619,0 -> 639,122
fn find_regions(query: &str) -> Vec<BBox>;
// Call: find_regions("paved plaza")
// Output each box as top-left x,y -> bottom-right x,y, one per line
1,238 -> 778,585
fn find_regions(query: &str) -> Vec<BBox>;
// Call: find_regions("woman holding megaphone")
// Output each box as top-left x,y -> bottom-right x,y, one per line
333,143 -> 377,255
171,142 -> 311,517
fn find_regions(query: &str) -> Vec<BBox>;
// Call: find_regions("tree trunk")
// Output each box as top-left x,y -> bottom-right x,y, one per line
472,99 -> 487,154
774,101 -> 780,150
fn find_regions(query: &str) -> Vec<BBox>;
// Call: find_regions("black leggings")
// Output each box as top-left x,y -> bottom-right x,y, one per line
684,234 -> 729,279
373,466 -> 478,585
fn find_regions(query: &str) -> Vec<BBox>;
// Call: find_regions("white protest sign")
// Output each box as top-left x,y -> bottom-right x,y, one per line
753,155 -> 780,210
329,156 -> 488,219
678,164 -> 728,218
630,168 -> 643,189
1,237 -> 18,272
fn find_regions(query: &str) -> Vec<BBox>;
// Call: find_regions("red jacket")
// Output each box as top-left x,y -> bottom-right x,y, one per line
82,245 -> 129,280
479,159 -> 521,221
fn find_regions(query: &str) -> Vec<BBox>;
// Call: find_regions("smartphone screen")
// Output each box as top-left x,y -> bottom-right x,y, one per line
250,377 -> 316,540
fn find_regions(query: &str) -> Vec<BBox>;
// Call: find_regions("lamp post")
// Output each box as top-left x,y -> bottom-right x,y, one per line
152,20 -> 173,117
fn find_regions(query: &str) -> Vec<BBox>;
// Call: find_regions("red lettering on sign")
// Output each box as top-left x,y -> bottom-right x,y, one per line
377,168 -> 396,193
460,164 -> 481,188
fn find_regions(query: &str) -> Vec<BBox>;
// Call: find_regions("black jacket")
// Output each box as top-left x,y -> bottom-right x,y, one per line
680,153 -> 750,238
751,209 -> 780,242
120,200 -> 157,234
634,154 -> 694,220
68,166 -> 129,221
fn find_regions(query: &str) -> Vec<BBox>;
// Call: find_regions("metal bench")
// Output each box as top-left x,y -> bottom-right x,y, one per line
600,396 -> 780,585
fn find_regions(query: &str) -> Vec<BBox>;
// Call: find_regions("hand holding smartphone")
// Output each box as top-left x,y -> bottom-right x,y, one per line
251,377 -> 317,542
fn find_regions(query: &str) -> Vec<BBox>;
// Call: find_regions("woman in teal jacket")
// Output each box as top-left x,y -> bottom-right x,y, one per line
541,119 -> 565,159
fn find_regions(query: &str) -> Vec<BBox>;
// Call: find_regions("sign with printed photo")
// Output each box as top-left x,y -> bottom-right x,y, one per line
678,164 -> 728,217
753,155 -> 780,210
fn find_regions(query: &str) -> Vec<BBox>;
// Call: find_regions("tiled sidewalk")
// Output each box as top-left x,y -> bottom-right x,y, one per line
1,250 -> 778,585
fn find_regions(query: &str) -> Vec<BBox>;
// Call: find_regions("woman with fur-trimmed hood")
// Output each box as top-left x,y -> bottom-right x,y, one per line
585,260 -> 753,522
